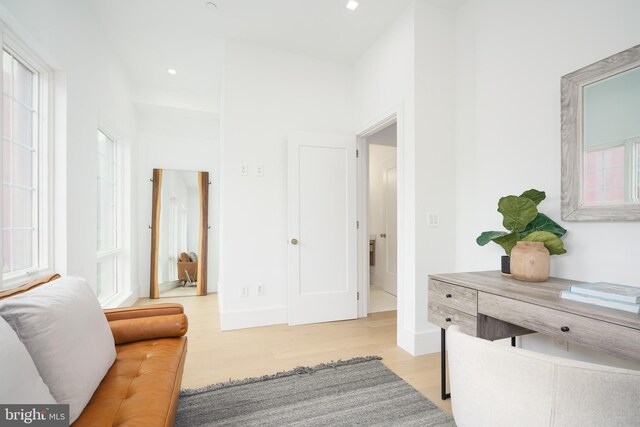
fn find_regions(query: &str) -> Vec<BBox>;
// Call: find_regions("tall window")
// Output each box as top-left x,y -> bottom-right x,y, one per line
1,38 -> 50,287
96,130 -> 121,301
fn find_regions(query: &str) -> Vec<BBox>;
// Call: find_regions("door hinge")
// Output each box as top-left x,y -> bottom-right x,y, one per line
357,291 -> 360,301
356,149 -> 359,158
357,220 -> 360,229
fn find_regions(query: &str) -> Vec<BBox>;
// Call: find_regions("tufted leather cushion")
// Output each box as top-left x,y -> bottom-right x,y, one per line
73,337 -> 187,427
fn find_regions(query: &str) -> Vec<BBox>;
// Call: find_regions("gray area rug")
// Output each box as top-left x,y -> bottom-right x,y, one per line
175,356 -> 456,426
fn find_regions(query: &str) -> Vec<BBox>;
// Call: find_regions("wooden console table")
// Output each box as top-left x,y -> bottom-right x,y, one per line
428,271 -> 640,400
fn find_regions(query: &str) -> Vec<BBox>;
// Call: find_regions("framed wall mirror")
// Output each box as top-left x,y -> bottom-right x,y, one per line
150,169 -> 209,298
561,44 -> 640,221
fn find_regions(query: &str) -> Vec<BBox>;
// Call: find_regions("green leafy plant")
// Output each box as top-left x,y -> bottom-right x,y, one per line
476,189 -> 567,256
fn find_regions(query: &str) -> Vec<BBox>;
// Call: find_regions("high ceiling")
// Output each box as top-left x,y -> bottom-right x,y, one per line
88,0 -> 466,111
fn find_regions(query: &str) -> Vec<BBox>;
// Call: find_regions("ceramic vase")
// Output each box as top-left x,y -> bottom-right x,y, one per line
510,241 -> 550,282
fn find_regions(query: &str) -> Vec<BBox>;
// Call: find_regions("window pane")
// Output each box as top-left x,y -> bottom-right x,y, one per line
2,138 -> 10,183
10,188 -> 33,228
3,51 -> 12,93
2,50 -> 38,276
97,226 -> 115,252
12,145 -> 32,187
14,59 -> 34,108
14,103 -> 34,147
98,157 -> 113,184
2,230 -> 33,273
11,229 -> 33,271
97,257 -> 116,300
3,96 -> 11,139
97,130 -> 117,253
2,185 -> 9,227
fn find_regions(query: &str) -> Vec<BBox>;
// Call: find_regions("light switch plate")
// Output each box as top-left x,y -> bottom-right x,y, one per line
240,163 -> 248,176
256,164 -> 264,177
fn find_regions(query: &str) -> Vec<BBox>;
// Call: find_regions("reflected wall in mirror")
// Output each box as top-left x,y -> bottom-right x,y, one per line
562,44 -> 640,221
150,169 -> 209,298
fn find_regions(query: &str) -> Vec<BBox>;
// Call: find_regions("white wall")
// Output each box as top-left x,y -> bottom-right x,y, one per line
0,0 -> 138,305
368,144 -> 397,286
136,104 -> 219,297
413,0 -> 457,353
354,1 -> 457,355
455,0 -> 640,369
354,3 -> 417,353
219,40 -> 353,329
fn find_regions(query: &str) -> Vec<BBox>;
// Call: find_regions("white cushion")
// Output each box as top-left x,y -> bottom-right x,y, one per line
447,326 -> 640,427
0,315 -> 56,404
0,277 -> 116,423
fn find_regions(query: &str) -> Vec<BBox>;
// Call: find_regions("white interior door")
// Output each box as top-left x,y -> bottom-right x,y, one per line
383,161 -> 397,295
288,131 -> 357,326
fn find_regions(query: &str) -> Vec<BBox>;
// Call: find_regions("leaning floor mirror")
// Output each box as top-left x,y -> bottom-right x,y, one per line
150,169 -> 209,298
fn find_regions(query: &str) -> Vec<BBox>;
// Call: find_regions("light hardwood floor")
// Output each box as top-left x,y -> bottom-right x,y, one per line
136,293 -> 452,415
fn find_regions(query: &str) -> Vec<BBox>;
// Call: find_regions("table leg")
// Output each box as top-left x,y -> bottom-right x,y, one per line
441,328 -> 451,400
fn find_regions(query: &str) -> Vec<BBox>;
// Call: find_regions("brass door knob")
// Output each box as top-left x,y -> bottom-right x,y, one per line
291,239 -> 299,245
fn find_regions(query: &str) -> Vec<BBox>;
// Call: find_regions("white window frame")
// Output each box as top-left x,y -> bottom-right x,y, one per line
96,128 -> 123,303
0,25 -> 53,290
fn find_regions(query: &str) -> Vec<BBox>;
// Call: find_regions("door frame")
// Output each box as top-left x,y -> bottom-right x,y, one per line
356,107 -> 402,317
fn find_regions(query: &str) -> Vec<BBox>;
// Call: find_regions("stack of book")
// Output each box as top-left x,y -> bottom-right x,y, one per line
560,282 -> 640,314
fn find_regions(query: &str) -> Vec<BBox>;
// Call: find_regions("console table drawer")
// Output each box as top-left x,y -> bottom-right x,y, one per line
428,279 -> 478,315
428,302 -> 477,337
478,293 -> 640,361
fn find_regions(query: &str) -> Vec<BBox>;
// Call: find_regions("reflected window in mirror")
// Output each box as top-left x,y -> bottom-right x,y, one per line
582,66 -> 640,206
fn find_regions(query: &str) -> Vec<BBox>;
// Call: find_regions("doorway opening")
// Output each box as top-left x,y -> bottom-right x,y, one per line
366,123 -> 397,313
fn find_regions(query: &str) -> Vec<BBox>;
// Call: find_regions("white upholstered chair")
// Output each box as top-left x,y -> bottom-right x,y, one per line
446,326 -> 640,427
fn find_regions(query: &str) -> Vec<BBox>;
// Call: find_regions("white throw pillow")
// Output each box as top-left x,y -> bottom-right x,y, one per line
0,277 -> 116,423
0,315 -> 56,404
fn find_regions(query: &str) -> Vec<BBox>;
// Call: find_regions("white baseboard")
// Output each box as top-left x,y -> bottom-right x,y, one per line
220,306 -> 287,331
397,327 -> 441,356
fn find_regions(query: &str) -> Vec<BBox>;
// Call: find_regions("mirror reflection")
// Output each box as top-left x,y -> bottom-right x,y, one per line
582,66 -> 640,206
151,169 -> 208,298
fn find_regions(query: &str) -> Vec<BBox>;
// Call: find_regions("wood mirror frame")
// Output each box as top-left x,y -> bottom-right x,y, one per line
150,169 -> 209,298
561,44 -> 640,221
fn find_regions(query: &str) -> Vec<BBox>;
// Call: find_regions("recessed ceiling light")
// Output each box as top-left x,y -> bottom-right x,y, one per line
346,0 -> 359,10
167,68 -> 177,75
